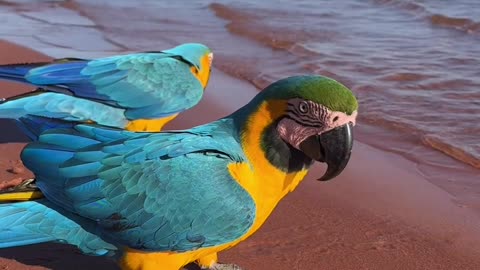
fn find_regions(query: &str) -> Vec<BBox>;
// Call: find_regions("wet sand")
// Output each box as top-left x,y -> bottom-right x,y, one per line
1,40 -> 480,270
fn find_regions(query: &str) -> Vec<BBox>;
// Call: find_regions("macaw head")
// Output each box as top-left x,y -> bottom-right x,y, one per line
163,43 -> 213,89
244,75 -> 358,181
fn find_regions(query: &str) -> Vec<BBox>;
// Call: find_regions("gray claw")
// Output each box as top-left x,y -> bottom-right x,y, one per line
0,178 -> 38,193
206,263 -> 245,270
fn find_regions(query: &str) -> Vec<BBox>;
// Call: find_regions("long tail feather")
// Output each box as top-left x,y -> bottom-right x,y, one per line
0,90 -> 129,139
0,58 -> 88,85
0,199 -> 117,256
0,63 -> 48,84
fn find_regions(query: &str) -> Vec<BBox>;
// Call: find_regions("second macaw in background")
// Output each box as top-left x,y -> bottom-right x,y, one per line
0,43 -> 213,133
0,75 -> 357,270
0,42 -> 212,202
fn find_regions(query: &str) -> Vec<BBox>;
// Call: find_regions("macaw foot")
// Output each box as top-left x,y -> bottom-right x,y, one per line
0,178 -> 37,192
0,178 -> 43,202
183,262 -> 244,270
206,263 -> 245,270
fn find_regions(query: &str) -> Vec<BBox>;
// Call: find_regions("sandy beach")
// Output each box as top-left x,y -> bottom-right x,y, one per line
0,40 -> 480,270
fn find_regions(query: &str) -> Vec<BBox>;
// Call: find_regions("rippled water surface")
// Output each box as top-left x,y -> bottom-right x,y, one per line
0,0 -> 479,207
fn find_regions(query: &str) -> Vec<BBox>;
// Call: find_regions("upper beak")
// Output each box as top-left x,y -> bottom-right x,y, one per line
299,123 -> 354,181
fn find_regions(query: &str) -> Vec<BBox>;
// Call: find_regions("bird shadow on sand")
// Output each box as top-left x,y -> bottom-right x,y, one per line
0,243 -> 203,270
0,243 -> 118,269
0,119 -> 30,143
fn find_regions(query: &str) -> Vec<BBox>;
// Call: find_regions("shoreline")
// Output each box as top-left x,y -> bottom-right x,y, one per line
1,40 -> 480,270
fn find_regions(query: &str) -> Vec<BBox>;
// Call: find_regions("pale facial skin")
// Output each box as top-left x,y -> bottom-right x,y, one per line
277,98 -> 357,151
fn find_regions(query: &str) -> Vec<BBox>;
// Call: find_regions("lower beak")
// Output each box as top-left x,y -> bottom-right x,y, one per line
299,123 -> 354,181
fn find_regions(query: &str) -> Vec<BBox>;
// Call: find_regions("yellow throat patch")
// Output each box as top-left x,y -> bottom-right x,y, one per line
228,100 -> 309,232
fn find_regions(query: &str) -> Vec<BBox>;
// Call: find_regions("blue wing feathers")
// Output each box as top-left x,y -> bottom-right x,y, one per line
89,70 -> 128,87
0,64 -> 39,84
14,116 -> 76,140
40,53 -> 202,117
21,144 -> 75,177
97,166 -> 123,181
66,182 -> 103,204
59,161 -> 103,178
16,120 -> 254,252
0,92 -> 129,130
81,60 -> 119,76
101,155 -> 123,166
75,124 -> 132,142
74,150 -> 109,162
26,61 -> 89,84
103,143 -> 137,155
41,133 -> 99,149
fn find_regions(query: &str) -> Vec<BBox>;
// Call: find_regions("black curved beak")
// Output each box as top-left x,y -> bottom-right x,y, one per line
299,123 -> 353,181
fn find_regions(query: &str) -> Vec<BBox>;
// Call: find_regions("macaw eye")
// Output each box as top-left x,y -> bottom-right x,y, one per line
298,101 -> 309,114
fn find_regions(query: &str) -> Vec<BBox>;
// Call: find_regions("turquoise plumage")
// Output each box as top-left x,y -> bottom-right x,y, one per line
0,92 -> 128,128
6,120 -> 254,253
0,43 -> 212,131
0,75 -> 358,270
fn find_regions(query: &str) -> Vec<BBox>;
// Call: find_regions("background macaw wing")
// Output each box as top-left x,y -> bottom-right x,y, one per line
0,92 -> 129,133
25,53 -> 204,119
21,122 -> 255,252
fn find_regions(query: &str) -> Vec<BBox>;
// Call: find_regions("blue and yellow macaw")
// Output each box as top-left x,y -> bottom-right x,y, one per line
0,43 -> 213,132
0,75 -> 358,270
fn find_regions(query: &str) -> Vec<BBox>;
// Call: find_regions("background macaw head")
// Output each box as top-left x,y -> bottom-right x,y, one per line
163,43 -> 213,89
258,75 -> 358,181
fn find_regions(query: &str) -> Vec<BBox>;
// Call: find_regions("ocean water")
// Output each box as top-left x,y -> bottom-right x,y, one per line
0,0 -> 479,208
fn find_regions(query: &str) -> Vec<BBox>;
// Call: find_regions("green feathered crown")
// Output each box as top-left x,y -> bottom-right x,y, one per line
260,75 -> 358,115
